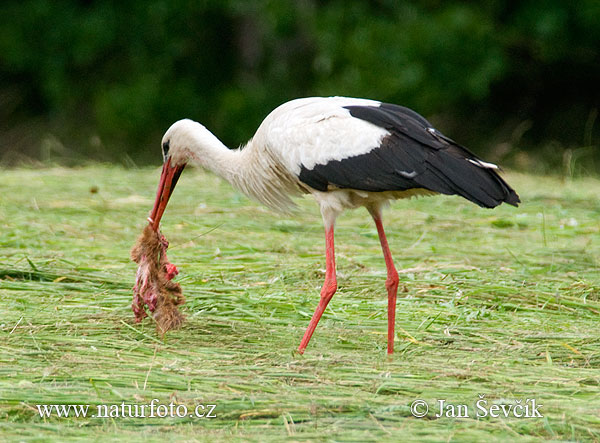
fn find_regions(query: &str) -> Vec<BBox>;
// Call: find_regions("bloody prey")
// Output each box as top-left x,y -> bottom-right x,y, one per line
130,225 -> 185,334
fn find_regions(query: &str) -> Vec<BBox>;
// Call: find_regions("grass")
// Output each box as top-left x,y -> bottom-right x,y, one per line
1,165 -> 600,441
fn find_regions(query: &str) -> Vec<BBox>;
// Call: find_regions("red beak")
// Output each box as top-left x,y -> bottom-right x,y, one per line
148,158 -> 185,231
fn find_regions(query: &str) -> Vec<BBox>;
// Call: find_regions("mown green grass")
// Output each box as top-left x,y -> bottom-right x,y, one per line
1,165 -> 599,441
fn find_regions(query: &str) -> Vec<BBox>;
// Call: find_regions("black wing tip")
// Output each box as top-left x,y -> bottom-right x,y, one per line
485,191 -> 520,208
505,190 -> 521,207
479,177 -> 520,209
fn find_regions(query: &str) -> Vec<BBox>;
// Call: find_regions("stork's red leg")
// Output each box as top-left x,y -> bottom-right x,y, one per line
372,214 -> 399,354
298,225 -> 337,354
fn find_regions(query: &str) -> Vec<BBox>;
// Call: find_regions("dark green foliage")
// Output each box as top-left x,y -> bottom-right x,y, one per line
0,1 -> 598,167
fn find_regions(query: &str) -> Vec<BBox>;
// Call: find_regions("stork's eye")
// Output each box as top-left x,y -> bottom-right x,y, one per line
162,140 -> 170,161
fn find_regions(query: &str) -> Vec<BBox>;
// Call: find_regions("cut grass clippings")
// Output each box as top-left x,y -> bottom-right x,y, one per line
1,165 -> 600,441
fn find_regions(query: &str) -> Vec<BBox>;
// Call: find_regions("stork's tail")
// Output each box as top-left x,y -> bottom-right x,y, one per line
425,147 -> 520,208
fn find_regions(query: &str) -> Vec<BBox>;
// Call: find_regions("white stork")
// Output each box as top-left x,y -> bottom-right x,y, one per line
148,96 -> 520,354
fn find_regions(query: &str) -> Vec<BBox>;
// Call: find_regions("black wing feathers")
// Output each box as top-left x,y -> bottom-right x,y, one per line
298,103 -> 520,208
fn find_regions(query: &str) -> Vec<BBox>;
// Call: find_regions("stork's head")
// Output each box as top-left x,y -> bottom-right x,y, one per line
148,120 -> 195,231
149,119 -> 223,230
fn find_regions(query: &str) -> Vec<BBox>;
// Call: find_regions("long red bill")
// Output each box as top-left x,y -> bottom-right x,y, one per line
148,158 -> 185,231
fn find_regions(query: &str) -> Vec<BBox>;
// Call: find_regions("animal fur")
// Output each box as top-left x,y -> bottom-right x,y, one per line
130,225 -> 185,334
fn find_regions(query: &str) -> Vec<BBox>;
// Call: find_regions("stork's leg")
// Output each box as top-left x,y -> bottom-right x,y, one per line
369,209 -> 399,354
298,224 -> 337,354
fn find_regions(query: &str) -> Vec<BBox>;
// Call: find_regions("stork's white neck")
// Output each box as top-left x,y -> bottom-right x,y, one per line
165,119 -> 240,182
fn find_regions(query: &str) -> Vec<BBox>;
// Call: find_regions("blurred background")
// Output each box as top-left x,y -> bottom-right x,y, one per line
0,0 -> 598,173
